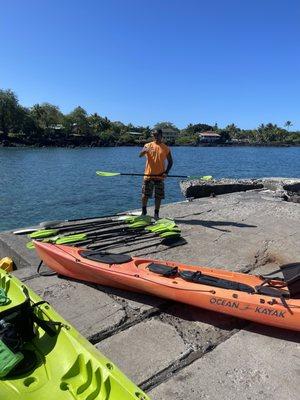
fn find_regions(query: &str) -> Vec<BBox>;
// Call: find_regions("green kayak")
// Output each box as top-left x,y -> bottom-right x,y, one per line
0,269 -> 149,400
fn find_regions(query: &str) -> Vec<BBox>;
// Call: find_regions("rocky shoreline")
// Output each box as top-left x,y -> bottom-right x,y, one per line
180,177 -> 300,203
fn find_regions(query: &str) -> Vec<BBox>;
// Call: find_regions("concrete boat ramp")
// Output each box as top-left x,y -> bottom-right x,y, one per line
0,188 -> 299,399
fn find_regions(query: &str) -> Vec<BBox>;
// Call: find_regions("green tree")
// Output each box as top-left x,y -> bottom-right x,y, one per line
88,113 -> 111,134
284,121 -> 293,131
98,129 -> 119,146
30,103 -> 63,130
64,106 -> 90,140
183,123 -> 213,135
154,121 -> 179,131
0,89 -> 20,140
218,130 -> 231,142
225,124 -> 240,139
175,135 -> 197,146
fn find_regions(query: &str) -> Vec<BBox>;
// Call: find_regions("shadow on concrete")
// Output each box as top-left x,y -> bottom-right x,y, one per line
162,302 -> 247,331
176,219 -> 257,232
243,323 -> 300,343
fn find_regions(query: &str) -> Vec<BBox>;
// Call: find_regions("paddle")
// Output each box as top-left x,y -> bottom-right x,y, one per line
86,226 -> 181,250
29,215 -> 152,240
14,211 -> 141,235
78,223 -> 181,250
29,218 -> 179,249
96,171 -> 213,180
52,217 -> 153,245
26,216 -> 154,248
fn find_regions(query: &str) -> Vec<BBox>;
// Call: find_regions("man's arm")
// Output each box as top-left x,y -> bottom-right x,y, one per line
165,152 -> 173,175
139,145 -> 149,158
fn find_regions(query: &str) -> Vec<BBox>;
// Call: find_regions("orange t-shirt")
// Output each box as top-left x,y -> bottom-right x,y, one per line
144,141 -> 170,180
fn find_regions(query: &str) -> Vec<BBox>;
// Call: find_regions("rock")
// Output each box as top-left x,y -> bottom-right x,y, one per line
180,177 -> 300,202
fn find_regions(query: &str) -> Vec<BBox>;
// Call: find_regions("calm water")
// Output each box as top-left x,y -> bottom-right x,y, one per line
1,146 -> 299,231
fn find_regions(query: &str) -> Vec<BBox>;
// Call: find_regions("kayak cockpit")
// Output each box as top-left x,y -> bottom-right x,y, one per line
80,250 -> 132,264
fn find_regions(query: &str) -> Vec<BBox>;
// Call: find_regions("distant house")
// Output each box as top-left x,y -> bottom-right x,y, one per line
198,131 -> 220,143
128,131 -> 143,137
49,124 -> 64,130
161,128 -> 178,142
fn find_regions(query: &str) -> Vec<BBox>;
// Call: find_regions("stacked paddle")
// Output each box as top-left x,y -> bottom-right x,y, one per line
23,214 -> 184,252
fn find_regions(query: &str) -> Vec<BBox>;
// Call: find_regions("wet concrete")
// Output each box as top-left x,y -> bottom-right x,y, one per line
0,189 -> 299,399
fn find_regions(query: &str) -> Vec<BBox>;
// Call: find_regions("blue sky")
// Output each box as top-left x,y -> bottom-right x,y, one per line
1,0 -> 299,129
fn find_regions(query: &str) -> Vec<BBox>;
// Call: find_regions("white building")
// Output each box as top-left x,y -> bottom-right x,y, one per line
198,131 -> 220,143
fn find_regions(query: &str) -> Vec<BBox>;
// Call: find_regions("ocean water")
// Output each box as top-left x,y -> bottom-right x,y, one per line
1,146 -> 299,231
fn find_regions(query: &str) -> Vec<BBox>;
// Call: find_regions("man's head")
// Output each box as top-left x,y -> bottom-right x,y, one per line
152,129 -> 163,143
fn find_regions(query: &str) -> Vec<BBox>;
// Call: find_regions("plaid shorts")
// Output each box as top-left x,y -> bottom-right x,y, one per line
142,179 -> 165,199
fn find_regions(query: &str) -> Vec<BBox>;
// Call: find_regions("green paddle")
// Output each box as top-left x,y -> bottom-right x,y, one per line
96,171 -> 213,180
86,224 -> 181,250
29,215 -> 152,240
54,217 -> 152,245
28,218 -> 181,249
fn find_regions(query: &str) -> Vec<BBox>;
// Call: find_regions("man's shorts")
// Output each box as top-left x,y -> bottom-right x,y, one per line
142,179 -> 165,199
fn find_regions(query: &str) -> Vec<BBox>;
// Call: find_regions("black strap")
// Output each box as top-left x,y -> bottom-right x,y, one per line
37,260 -> 57,276
254,285 -> 289,298
179,270 -> 255,293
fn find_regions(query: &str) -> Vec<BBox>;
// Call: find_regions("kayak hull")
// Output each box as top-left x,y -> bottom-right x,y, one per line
0,268 -> 149,399
34,242 -> 300,332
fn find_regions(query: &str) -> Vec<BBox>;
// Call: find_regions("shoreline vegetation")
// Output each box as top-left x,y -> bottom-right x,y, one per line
1,88 -> 299,148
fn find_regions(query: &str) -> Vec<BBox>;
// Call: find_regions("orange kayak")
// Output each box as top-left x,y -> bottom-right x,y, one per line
34,242 -> 300,331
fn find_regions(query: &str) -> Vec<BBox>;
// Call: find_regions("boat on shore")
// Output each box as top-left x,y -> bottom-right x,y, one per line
34,242 -> 300,332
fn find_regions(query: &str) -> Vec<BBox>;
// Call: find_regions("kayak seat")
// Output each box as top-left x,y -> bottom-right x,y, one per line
80,250 -> 132,265
179,270 -> 255,294
259,263 -> 300,298
254,285 -> 289,298
281,263 -> 300,298
148,263 -> 179,277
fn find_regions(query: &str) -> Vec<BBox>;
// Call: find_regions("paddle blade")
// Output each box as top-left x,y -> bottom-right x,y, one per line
159,231 -> 181,238
26,241 -> 36,250
188,175 -> 213,181
55,233 -> 88,244
146,221 -> 176,232
128,220 -> 150,229
29,229 -> 59,239
96,171 -> 121,177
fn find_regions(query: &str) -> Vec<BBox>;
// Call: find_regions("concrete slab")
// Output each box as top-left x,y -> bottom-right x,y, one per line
149,327 -> 300,400
0,231 -> 40,268
23,275 -> 126,339
96,319 -> 187,384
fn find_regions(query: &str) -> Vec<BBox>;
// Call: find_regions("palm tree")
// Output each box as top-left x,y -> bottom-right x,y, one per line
284,121 -> 293,131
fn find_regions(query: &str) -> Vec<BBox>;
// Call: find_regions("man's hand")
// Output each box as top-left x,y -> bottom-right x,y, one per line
139,145 -> 149,157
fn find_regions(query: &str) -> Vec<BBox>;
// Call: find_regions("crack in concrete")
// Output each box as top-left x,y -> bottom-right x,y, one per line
140,328 -> 241,392
88,306 -> 162,344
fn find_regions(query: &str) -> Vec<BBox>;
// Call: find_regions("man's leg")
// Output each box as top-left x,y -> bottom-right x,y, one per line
142,194 -> 148,215
154,180 -> 164,219
141,180 -> 153,215
154,197 -> 162,219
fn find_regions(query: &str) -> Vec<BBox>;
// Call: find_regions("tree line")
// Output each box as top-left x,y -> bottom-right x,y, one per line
0,88 -> 299,147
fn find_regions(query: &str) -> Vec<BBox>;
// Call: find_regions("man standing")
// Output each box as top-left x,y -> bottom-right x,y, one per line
139,129 -> 173,219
